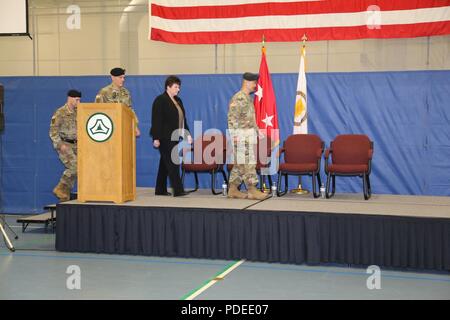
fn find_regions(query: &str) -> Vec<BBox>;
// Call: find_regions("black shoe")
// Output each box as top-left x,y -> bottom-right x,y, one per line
155,192 -> 172,196
173,191 -> 188,197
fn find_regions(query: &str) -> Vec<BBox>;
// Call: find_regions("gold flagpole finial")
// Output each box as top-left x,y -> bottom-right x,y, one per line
262,34 -> 266,54
301,34 -> 308,47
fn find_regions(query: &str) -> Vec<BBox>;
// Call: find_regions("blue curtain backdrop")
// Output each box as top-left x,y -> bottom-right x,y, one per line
0,70 -> 449,213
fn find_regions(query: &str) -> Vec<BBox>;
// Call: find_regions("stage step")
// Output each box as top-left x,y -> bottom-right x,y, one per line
17,204 -> 57,233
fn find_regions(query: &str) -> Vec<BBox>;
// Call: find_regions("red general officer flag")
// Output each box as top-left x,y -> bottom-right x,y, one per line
254,45 -> 279,147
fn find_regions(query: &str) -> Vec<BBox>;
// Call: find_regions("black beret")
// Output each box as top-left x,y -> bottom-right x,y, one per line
243,72 -> 259,81
67,89 -> 82,98
110,67 -> 126,76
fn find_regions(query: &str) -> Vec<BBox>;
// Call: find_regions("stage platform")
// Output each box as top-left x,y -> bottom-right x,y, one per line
55,188 -> 450,271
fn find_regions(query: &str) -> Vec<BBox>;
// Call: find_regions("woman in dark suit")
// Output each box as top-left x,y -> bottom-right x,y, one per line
150,75 -> 192,196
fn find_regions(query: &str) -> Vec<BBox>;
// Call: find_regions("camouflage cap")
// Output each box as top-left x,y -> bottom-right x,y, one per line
110,67 -> 126,77
67,89 -> 82,98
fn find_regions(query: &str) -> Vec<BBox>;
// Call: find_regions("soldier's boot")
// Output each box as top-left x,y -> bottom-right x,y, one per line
53,183 -> 70,202
228,184 -> 247,199
247,185 -> 269,200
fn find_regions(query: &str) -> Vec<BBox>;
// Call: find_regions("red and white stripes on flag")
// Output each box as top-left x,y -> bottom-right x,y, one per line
149,0 -> 450,44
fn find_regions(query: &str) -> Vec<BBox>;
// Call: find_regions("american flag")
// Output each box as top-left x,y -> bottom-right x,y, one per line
149,0 -> 450,44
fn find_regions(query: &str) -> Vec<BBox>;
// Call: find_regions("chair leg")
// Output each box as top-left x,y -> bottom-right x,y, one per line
285,174 -> 289,193
194,172 -> 199,192
363,173 -> 371,200
276,172 -> 287,197
267,174 -> 273,187
326,172 -> 333,198
316,173 -> 322,198
185,171 -> 200,193
181,169 -> 186,185
312,173 -> 319,198
211,170 -> 215,194
367,174 -> 372,196
220,169 -> 228,187
211,170 -> 222,195
331,175 -> 336,197
276,172 -> 281,197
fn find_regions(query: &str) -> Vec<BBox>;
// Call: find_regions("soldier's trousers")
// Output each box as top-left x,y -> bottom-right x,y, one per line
229,144 -> 258,188
56,143 -> 77,189
229,164 -> 258,188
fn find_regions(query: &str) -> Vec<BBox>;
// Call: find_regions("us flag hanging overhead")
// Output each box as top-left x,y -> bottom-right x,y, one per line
149,0 -> 450,44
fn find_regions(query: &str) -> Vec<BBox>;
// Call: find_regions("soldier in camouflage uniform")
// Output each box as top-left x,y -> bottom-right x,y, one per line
227,73 -> 268,200
49,90 -> 81,202
95,67 -> 141,136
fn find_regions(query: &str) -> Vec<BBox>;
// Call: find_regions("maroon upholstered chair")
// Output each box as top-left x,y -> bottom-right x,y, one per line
324,134 -> 374,200
226,135 -> 273,191
181,133 -> 228,195
277,134 -> 324,197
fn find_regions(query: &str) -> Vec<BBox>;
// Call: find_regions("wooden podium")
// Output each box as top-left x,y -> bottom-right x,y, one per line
77,103 -> 136,203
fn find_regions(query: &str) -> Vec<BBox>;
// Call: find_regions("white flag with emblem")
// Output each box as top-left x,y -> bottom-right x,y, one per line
293,45 -> 307,134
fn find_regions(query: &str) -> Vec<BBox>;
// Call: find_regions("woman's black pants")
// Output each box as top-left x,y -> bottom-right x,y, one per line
155,140 -> 184,195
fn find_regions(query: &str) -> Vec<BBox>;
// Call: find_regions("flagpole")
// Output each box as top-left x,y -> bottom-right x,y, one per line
260,34 -> 271,193
262,34 -> 267,54
302,33 -> 307,47
291,34 -> 310,195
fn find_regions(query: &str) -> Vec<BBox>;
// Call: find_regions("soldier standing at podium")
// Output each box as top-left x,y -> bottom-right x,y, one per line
50,89 -> 81,202
96,67 -> 141,137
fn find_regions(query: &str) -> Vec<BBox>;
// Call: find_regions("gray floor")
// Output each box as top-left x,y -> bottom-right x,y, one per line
1,216 -> 449,300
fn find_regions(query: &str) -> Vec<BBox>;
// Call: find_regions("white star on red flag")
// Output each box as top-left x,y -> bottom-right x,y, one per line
255,84 -> 263,101
262,113 -> 274,128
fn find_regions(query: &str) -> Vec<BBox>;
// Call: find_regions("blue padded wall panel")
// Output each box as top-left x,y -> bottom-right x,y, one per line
0,70 -> 449,213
